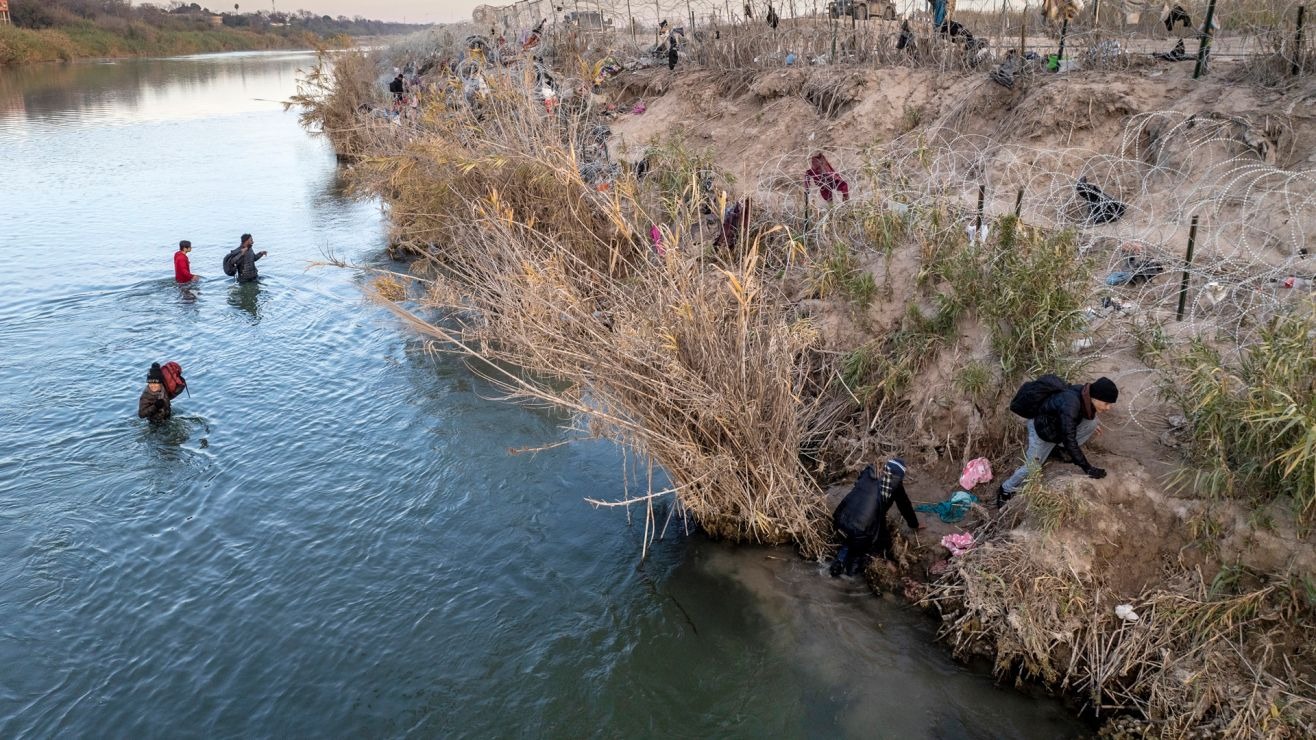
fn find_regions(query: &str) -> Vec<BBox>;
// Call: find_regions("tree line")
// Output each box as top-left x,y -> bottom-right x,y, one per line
9,0 -> 425,37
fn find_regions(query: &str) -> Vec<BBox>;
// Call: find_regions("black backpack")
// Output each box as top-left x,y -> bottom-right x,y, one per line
222,249 -> 240,277
1009,375 -> 1069,419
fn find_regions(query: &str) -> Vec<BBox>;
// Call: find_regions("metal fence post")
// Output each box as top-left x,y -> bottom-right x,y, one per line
1177,216 -> 1199,321
1193,0 -> 1218,79
976,184 -> 986,234
1295,5 -> 1308,77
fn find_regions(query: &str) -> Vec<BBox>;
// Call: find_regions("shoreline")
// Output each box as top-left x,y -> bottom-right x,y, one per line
0,23 -> 352,67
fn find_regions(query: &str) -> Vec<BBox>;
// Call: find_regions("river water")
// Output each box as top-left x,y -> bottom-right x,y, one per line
0,52 -> 1085,738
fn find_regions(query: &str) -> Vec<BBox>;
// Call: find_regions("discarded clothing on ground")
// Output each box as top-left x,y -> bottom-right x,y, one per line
1076,177 -> 1127,225
916,491 -> 979,523
716,198 -> 752,249
805,152 -> 850,203
990,53 -> 1022,88
1105,244 -> 1163,285
1155,39 -> 1190,62
897,20 -> 915,52
940,532 -> 976,557
1163,4 -> 1192,32
938,20 -> 989,57
959,458 -> 993,491
592,57 -> 623,85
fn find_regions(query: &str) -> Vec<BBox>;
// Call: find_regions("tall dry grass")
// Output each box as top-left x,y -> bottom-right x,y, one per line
925,530 -> 1316,736
337,64 -> 834,555
286,50 -> 383,161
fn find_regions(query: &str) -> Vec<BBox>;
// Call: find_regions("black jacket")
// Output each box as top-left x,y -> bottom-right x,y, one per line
833,465 -> 918,540
234,247 -> 262,282
1033,384 -> 1095,471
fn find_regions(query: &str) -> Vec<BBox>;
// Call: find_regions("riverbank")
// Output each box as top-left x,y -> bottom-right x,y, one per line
0,22 -> 348,66
296,25 -> 1316,736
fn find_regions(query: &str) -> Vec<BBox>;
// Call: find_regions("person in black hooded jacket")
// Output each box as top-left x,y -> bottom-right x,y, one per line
829,458 -> 922,577
997,376 -> 1119,506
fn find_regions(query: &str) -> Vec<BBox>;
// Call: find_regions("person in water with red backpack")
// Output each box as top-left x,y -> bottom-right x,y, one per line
138,363 -> 172,423
997,376 -> 1119,507
174,240 -> 195,283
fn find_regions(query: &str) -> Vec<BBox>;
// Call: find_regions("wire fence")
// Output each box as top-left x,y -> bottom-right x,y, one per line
456,0 -> 1312,84
370,1 -> 1314,447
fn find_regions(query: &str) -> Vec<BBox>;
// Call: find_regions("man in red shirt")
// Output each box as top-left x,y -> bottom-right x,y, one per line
174,240 -> 195,283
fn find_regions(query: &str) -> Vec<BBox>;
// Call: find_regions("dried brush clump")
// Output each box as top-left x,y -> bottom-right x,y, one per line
347,67 -> 833,554
286,50 -> 381,160
924,519 -> 1316,737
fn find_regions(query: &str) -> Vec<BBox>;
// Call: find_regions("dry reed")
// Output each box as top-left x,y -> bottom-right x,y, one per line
923,522 -> 1316,737
336,60 -> 835,555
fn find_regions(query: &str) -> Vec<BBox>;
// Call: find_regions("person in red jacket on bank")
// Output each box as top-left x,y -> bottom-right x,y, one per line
174,240 -> 195,283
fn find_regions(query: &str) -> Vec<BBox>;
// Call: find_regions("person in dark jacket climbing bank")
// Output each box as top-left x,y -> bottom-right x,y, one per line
829,458 -> 922,577
997,376 -> 1119,507
137,363 -> 172,423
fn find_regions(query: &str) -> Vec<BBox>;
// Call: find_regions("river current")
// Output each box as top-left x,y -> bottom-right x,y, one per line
0,51 -> 1085,738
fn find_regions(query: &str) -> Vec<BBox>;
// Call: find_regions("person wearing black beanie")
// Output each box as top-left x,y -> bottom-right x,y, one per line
138,363 -> 172,423
998,375 -> 1119,507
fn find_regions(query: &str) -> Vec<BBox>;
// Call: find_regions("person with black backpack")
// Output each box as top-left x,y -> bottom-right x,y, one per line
997,376 -> 1120,507
223,233 -> 266,283
829,458 -> 923,577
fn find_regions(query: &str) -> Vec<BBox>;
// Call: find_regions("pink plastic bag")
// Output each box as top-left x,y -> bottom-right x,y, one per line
940,532 -> 975,557
958,457 -> 993,491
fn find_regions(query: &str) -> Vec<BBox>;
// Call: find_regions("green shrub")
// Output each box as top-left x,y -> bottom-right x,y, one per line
811,242 -> 877,308
1167,304 -> 1316,526
927,215 -> 1089,379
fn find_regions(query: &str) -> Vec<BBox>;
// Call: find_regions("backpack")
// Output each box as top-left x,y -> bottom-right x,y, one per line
1009,374 -> 1069,419
160,361 -> 187,399
222,249 -> 240,277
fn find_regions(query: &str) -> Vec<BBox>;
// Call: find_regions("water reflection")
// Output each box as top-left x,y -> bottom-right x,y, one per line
0,52 -> 309,129
176,282 -> 200,307
227,280 -> 262,321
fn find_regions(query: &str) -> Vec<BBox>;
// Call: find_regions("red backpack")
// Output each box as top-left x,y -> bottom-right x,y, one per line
160,361 -> 187,399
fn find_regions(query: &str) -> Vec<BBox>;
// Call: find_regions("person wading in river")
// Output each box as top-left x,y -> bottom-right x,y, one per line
138,363 -> 172,423
829,458 -> 922,577
174,240 -> 195,283
227,234 -> 266,283
997,376 -> 1119,507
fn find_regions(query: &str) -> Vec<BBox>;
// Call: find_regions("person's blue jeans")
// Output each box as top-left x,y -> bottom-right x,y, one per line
933,0 -> 947,27
1001,418 -> 1098,493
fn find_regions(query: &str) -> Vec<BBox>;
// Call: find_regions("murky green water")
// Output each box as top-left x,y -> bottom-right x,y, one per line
0,51 -> 1086,738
